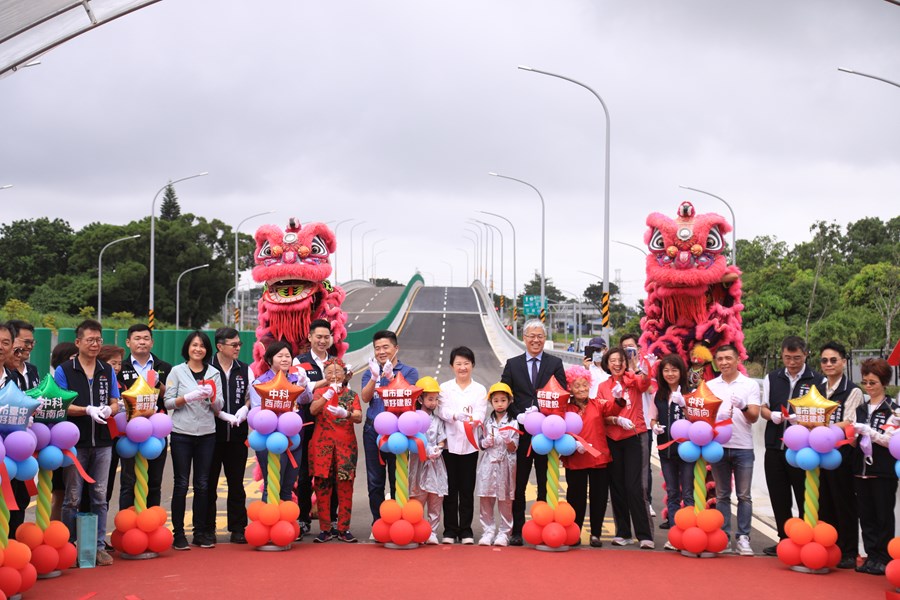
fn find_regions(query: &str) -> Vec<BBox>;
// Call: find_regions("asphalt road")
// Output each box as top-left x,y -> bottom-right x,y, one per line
342,286 -> 404,332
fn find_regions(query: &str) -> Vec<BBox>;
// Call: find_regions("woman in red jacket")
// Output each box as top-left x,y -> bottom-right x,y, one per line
562,365 -> 625,547
597,346 -> 654,549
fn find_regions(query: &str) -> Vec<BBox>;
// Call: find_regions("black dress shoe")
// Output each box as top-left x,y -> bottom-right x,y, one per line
837,556 -> 856,569
867,561 -> 886,576
659,522 -> 670,530
230,532 -> 247,544
855,560 -> 872,573
762,544 -> 778,556
509,535 -> 523,547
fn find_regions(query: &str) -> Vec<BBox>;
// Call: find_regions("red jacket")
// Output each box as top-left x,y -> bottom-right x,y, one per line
597,372 -> 651,441
562,397 -> 623,470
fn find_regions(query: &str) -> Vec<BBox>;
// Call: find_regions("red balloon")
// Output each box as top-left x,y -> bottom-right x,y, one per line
390,520 -> 415,546
776,539 -> 802,566
522,520 -> 544,546
681,527 -> 708,554
706,529 -> 729,553
886,559 -> 900,589
147,527 -> 174,553
110,529 -> 125,553
541,522 -> 566,548
29,544 -> 59,575
17,563 -> 36,593
270,521 -> 295,547
56,543 -> 77,570
413,519 -> 432,544
122,528 -> 149,555
245,521 -> 271,547
372,519 -> 392,543
564,523 -> 581,546
800,542 -> 828,570
667,526 -> 684,550
291,521 -> 301,541
826,543 -> 841,568
0,567 -> 21,598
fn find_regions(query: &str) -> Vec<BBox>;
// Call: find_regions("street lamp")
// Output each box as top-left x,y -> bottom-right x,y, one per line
464,226 -> 484,281
0,185 -> 11,190
370,250 -> 388,280
479,210 -> 519,337
176,263 -> 210,330
456,248 -> 470,284
489,172 -> 546,316
332,218 -> 356,282
224,286 -> 235,323
97,234 -> 140,322
348,221 -> 366,280
441,260 -> 454,287
462,235 -> 478,283
838,67 -> 900,90
149,172 -> 208,329
613,240 -> 648,257
368,239 -> 386,280
235,210 -> 275,329
360,229 -> 377,281
678,185 -> 736,265
475,219 -> 505,320
469,219 -> 495,297
518,65 -> 611,342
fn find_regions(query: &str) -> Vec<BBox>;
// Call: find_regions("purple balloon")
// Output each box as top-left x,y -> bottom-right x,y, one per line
4,430 -> 36,462
398,412 -> 420,437
25,428 -> 37,444
31,422 -> 52,451
714,424 -> 732,445
670,419 -> 691,441
890,434 -> 900,461
49,421 -> 80,449
829,424 -> 847,444
277,411 -> 303,437
783,424 -> 810,451
149,412 -> 173,438
809,426 -> 836,454
523,411 -> 546,436
564,412 -> 583,436
542,415 -> 567,441
114,411 -> 128,434
126,416 -> 153,444
373,412 -> 399,436
688,421 -> 714,446
416,410 -> 431,433
247,406 -> 261,429
254,409 -> 278,435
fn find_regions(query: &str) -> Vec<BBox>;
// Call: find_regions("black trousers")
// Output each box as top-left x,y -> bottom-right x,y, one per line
764,447 -> 805,539
819,451 -> 859,559
119,440 -> 168,509
565,467 -> 609,537
512,431 -> 548,536
608,435 -> 652,541
8,480 -> 32,537
442,451 -> 478,539
855,476 -> 897,564
204,440 -> 249,534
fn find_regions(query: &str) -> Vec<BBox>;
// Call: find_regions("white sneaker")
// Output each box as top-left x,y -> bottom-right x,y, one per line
441,537 -> 455,544
461,537 -> 475,545
426,534 -> 439,545
639,539 -> 655,550
737,535 -> 753,556
611,537 -> 633,546
664,541 -> 677,551
478,536 -> 492,546
368,532 -> 376,541
493,535 -> 508,547
649,505 -> 656,517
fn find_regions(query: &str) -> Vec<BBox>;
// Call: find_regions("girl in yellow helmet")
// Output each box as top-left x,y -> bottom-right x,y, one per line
410,376 -> 447,545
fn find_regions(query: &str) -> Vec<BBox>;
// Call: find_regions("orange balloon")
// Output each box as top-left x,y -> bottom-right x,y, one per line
42,521 -> 70,549
56,543 -> 77,570
887,559 -> 900,588
279,500 -> 300,522
147,527 -> 174,553
380,499 -> 402,524
136,509 -> 160,533
564,522 -> 581,546
14,523 -> 43,550
147,506 -> 168,528
269,521 -> 295,547
401,499 -> 424,524
800,541 -> 828,570
889,538 -> 900,561
121,529 -> 149,555
3,541 -> 30,570
696,508 -> 724,534
258,503 -> 280,527
371,519 -> 392,543
682,527 -> 708,554
784,517 -> 805,538
522,520 -> 544,546
18,563 -> 36,593
554,502 -> 576,527
706,529 -> 729,553
248,500 -> 266,522
813,522 -> 838,547
776,539 -> 802,566
530,502 -> 554,527
245,521 -> 271,547
0,567 -> 20,598
787,520 -> 813,546
674,507 -> 697,530
114,509 -> 138,532
413,519 -> 432,544
29,544 -> 59,575
541,522 -> 566,548
390,520 -> 415,545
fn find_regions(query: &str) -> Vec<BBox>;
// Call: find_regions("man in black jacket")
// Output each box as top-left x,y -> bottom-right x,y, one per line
501,319 -> 567,546
1,321 -> 33,538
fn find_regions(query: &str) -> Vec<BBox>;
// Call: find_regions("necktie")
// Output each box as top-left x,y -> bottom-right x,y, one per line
531,357 -> 538,387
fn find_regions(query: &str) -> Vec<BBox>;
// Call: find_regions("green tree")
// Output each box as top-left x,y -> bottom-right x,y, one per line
0,218 -> 75,297
844,262 -> 900,353
735,235 -> 789,272
519,273 -> 564,305
159,184 -> 181,220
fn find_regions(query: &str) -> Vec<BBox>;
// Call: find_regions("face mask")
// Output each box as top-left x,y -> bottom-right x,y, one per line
592,352 -> 604,363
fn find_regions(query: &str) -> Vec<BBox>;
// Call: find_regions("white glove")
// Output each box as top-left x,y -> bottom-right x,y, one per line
85,405 -> 107,425
615,416 -> 635,430
612,382 -> 624,399
481,436 -> 495,449
184,389 -> 207,403
854,422 -> 873,436
786,413 -> 799,425
652,423 -> 666,435
99,405 -> 112,419
368,357 -> 380,379
326,405 -> 349,419
575,441 -> 587,454
294,370 -> 309,388
644,353 -> 658,368
427,445 -> 443,459
770,411 -> 783,425
888,414 -> 900,428
670,386 -> 685,408
730,395 -> 747,411
454,412 -> 471,423
217,412 -> 238,426
322,387 -> 336,401
516,405 -> 537,424
383,360 -> 394,380
235,405 -> 249,424
330,382 -> 342,393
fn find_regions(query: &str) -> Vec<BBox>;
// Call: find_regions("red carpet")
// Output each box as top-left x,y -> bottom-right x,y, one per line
35,543 -> 891,600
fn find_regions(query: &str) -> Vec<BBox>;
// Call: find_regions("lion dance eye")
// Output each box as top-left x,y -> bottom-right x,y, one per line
257,241 -> 272,259
705,227 -> 724,252
309,236 -> 328,256
648,229 -> 665,252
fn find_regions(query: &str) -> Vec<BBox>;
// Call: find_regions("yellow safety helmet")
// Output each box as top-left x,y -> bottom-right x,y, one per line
416,376 -> 442,394
488,382 -> 513,399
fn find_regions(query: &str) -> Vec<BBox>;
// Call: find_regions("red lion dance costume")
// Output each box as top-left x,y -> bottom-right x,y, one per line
251,218 -> 348,373
639,202 -> 746,383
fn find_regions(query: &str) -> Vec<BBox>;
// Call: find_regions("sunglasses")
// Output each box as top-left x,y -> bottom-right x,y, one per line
819,357 -> 842,365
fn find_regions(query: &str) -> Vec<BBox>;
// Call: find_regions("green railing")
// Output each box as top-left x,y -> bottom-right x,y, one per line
344,274 -> 423,351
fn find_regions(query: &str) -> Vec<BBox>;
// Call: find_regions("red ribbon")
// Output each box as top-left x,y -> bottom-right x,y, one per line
463,420 -> 482,451
570,434 -> 602,458
657,437 -> 685,451
413,436 -> 427,462
377,435 -> 389,466
108,417 -> 122,439
286,449 -> 298,469
0,462 -> 18,510
499,426 -> 523,434
62,449 -> 96,484
25,479 -> 37,497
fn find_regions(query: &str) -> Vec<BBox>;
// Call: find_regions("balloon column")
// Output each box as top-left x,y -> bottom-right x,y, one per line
776,387 -> 843,573
109,376 -> 174,557
885,537 -> 900,591
370,374 -> 431,548
246,371 -> 305,550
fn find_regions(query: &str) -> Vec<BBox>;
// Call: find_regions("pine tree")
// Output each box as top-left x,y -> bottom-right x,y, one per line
159,184 -> 181,220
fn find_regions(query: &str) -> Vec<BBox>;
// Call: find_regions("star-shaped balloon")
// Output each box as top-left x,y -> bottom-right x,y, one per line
26,374 -> 78,424
121,375 -> 161,419
376,373 -> 422,415
0,381 -> 41,433
537,376 -> 570,416
789,386 -> 838,430
683,379 -> 723,427
253,370 -> 305,414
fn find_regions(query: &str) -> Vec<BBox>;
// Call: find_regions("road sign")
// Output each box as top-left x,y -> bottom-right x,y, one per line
522,295 -> 546,316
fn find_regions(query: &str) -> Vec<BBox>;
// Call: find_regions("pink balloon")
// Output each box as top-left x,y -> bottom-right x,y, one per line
5,430 -> 36,462
564,412 -> 583,436
808,426 -> 836,454
398,412 -> 420,437
373,412 -> 398,436
247,407 -> 261,429
125,417 -> 153,444
31,422 -> 52,451
253,409 -> 278,435
149,412 -> 173,438
277,411 -> 303,437
49,421 -> 80,449
542,415 -> 567,441
416,410 -> 431,433
113,411 -> 128,435
713,424 -> 732,445
688,421 -> 714,446
523,411 -> 545,436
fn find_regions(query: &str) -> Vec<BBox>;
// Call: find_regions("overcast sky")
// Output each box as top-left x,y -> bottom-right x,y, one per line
2,0 -> 899,308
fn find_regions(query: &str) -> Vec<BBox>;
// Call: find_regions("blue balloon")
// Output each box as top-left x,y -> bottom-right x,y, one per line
288,433 -> 301,451
785,449 -> 799,468
61,447 -> 75,467
387,432 -> 409,455
701,441 -> 724,463
796,447 -> 821,471
37,446 -> 64,471
677,440 -> 701,462
139,437 -> 164,460
248,430 -> 268,452
266,432 -> 289,454
896,461 -> 900,479
554,434 -> 577,457
3,457 -> 16,480
819,449 -> 842,471
530,433 -> 554,455
15,456 -> 38,481
407,437 -> 419,454
116,436 -> 139,459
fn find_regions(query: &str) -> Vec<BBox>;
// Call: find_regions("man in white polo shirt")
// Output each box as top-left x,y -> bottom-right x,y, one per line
707,344 -> 761,556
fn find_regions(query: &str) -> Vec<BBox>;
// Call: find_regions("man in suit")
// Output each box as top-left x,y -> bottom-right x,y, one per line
501,319 -> 568,546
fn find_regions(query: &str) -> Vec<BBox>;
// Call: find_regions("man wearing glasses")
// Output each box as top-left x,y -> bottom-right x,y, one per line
6,320 -> 38,389
759,336 -> 821,556
816,341 -> 864,569
54,319 -> 120,566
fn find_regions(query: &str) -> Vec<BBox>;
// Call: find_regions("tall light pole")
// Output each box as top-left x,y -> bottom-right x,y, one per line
518,65 -> 611,341
838,67 -> 900,90
97,234 -> 140,322
679,185 -> 736,265
370,250 -> 388,280
440,260 -> 454,287
456,248 -> 470,284
360,229 -> 376,282
0,185 -> 11,190
479,210 -> 519,337
348,221 -> 366,280
464,226 -> 484,282
368,239 -> 386,279
224,286 -> 235,323
462,235 -> 478,283
332,218 -> 356,283
176,263 -> 209,330
235,210 -> 275,329
613,240 -> 648,257
489,172 -> 545,317
475,219 -> 505,320
149,172 -> 208,329
470,219 -> 495,297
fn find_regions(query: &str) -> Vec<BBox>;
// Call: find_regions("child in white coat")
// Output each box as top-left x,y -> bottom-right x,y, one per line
476,383 -> 519,546
410,377 -> 448,545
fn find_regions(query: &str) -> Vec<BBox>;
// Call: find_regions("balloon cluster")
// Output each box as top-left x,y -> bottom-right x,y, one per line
521,501 -> 579,548
15,521 -> 76,576
776,518 -> 841,571
245,500 -> 301,547
522,413 -> 582,456
373,411 -> 430,455
246,408 -> 302,455
113,412 -> 172,460
783,425 -> 844,471
0,539 -> 37,597
659,464 -> 717,522
884,537 -> 900,588
25,422 -> 80,476
669,419 -> 731,464
110,506 -> 174,555
666,507 -> 729,555
371,499 -> 431,546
